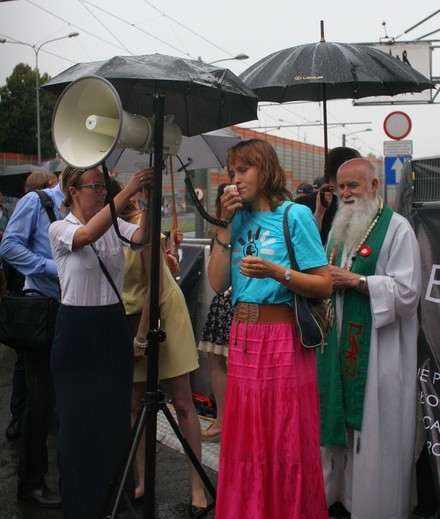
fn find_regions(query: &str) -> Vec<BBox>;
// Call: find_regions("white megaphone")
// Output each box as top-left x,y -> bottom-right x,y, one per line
52,75 -> 182,169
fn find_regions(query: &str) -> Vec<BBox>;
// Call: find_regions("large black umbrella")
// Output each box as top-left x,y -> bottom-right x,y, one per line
239,21 -> 436,175
43,53 -> 258,137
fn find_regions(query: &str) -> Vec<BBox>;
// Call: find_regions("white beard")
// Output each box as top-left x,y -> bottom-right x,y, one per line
331,195 -> 379,252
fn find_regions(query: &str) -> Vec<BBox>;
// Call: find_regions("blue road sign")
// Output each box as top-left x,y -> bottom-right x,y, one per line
384,155 -> 412,185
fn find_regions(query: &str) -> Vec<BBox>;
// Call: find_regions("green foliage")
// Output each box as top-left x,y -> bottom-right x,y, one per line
0,63 -> 57,158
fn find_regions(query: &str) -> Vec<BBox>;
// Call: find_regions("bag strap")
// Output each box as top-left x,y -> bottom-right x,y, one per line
90,244 -> 123,306
35,190 -> 57,223
282,203 -> 300,271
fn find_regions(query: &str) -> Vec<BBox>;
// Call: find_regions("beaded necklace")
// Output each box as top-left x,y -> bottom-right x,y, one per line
329,196 -> 384,271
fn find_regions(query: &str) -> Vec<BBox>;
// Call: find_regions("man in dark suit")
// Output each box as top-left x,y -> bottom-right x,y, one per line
295,147 -> 361,244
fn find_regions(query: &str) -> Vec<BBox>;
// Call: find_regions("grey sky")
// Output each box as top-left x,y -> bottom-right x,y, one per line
1,0 -> 439,159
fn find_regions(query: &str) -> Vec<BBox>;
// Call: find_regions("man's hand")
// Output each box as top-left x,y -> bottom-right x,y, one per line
329,264 -> 360,292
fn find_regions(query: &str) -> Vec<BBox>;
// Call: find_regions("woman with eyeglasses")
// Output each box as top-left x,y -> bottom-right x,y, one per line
48,165 -> 153,519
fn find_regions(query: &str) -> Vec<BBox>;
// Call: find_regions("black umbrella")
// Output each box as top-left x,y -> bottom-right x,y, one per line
239,21 -> 436,176
43,53 -> 258,137
0,165 -> 50,198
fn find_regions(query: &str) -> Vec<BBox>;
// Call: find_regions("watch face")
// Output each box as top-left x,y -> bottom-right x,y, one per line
358,276 -> 367,289
284,270 -> 291,281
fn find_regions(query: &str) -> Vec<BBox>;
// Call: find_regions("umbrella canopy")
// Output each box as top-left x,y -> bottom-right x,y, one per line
42,158 -> 66,173
106,127 -> 241,174
0,165 -> 50,197
239,21 -> 436,173
43,53 -> 258,138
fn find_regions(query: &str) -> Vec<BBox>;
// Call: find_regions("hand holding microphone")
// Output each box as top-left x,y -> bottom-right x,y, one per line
221,184 -> 242,223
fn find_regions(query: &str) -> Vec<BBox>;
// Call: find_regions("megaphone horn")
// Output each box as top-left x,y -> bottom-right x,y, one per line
52,75 -> 182,170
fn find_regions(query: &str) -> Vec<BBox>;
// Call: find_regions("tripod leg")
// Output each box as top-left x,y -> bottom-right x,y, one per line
104,399 -> 150,519
161,402 -> 216,515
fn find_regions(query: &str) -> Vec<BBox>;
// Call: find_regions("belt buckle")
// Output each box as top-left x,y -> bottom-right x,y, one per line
234,303 -> 260,324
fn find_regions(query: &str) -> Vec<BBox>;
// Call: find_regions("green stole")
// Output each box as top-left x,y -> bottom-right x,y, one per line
317,205 -> 393,447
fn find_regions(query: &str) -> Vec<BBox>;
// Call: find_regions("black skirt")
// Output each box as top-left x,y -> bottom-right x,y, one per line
51,303 -> 134,518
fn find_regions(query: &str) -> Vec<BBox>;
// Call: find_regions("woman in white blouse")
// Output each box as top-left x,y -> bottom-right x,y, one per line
48,165 -> 153,519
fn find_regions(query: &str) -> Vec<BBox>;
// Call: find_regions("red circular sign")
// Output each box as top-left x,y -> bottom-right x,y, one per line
383,111 -> 412,141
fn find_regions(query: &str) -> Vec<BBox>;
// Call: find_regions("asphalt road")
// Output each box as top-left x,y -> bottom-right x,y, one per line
0,344 -> 217,519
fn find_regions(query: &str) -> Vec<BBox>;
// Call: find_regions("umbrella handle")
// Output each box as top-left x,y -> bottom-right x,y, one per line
168,156 -> 179,245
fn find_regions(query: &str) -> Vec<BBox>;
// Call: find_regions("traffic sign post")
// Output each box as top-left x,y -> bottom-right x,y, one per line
382,111 -> 413,205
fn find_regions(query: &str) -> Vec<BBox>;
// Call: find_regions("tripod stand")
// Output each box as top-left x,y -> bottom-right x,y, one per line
105,94 -> 216,519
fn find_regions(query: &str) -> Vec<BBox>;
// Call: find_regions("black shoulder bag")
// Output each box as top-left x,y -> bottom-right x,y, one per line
283,204 -> 333,349
0,190 -> 60,350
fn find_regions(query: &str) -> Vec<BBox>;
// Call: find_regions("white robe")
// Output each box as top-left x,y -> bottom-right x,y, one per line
322,212 -> 422,519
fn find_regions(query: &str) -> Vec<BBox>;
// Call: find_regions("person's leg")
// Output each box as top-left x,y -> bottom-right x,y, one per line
204,353 -> 227,438
5,349 -> 27,439
131,381 -> 146,499
18,348 -> 56,492
162,374 -> 207,509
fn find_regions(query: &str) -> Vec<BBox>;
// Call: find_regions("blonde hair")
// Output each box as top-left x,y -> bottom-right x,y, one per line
59,166 -> 89,212
24,171 -> 58,193
227,139 -> 292,210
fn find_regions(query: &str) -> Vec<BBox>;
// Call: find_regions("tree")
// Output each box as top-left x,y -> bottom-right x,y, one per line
0,63 -> 57,159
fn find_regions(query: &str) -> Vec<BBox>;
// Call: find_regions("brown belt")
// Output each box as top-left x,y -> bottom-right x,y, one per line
233,303 -> 293,324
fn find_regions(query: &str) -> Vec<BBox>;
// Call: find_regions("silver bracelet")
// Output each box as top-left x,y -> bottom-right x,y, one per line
133,337 -> 148,349
213,233 -> 231,251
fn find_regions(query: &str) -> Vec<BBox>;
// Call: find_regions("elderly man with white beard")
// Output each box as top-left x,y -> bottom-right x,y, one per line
317,158 -> 422,519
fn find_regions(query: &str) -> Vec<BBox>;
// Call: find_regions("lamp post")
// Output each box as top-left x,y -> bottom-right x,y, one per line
342,128 -> 372,147
0,32 -> 79,164
208,53 -> 249,65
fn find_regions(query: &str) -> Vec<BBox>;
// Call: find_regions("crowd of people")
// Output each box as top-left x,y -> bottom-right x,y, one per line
0,137 -> 426,518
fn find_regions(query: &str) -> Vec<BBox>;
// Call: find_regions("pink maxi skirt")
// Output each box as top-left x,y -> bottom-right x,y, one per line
214,318 -> 328,519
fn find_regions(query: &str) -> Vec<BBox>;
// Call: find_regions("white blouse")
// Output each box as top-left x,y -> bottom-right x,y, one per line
49,213 -> 141,306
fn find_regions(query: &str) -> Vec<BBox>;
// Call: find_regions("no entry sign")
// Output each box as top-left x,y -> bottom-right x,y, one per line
383,111 -> 412,141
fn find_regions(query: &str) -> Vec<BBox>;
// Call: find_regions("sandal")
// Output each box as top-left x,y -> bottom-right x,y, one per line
201,421 -> 221,443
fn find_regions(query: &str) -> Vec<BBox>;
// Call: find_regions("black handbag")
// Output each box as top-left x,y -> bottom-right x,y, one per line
0,289 -> 60,350
0,190 -> 60,351
283,204 -> 333,349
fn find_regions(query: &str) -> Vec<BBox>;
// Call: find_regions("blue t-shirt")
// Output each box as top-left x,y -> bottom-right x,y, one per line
230,201 -> 327,307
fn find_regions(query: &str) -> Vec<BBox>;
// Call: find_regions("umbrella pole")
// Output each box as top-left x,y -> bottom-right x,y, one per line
106,94 -> 216,519
319,20 -> 329,180
323,91 -> 329,180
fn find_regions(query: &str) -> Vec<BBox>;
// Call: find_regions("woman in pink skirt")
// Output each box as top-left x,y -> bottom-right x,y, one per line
208,139 -> 331,519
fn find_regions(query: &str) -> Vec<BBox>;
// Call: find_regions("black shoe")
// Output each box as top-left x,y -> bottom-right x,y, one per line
328,501 -> 351,518
5,417 -> 21,440
188,501 -> 208,518
17,487 -> 62,508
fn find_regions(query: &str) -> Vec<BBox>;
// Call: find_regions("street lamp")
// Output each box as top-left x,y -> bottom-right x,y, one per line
1,32 -> 79,164
208,53 -> 249,65
342,128 -> 372,146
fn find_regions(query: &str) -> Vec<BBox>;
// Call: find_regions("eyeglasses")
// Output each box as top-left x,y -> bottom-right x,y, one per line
76,183 -> 107,193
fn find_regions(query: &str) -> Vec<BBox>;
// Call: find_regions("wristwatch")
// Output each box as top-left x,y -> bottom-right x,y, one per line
358,275 -> 368,290
283,269 -> 291,283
